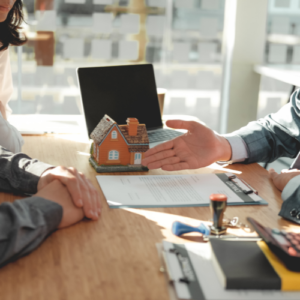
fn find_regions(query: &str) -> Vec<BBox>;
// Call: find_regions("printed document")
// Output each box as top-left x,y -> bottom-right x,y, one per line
96,174 -> 260,208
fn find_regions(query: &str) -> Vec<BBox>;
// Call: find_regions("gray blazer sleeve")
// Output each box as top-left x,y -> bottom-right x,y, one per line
0,146 -> 53,195
0,196 -> 62,268
229,88 -> 300,164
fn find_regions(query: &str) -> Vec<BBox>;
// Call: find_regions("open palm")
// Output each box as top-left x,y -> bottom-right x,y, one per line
142,120 -> 231,171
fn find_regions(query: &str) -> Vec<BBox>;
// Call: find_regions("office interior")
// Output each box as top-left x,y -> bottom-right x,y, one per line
8,0 -> 299,171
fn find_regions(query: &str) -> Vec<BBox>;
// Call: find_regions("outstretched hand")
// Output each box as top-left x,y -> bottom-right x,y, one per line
37,166 -> 101,220
142,120 -> 232,171
269,168 -> 300,191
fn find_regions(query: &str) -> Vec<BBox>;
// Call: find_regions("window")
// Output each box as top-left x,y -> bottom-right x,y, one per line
108,150 -> 119,160
111,130 -> 117,139
10,1 -> 225,133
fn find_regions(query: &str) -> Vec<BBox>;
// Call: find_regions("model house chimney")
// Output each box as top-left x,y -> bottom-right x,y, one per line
127,118 -> 139,136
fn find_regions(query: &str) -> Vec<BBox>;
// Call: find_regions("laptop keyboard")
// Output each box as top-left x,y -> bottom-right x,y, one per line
147,129 -> 183,143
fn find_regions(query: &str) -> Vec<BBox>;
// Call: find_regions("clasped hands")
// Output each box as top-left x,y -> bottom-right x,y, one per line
141,119 -> 299,192
35,166 -> 101,228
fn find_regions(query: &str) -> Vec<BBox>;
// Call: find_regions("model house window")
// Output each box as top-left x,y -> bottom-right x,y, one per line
111,131 -> 117,139
109,150 -> 119,160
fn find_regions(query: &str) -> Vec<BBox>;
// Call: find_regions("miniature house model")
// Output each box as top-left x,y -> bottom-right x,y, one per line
89,115 -> 149,172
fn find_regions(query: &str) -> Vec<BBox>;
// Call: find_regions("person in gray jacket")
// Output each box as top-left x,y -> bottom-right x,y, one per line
0,145 -> 101,268
142,89 -> 300,225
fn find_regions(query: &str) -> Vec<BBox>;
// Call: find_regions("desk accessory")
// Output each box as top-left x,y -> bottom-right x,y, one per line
157,241 -> 300,300
248,217 -> 300,272
209,194 -> 227,235
210,239 -> 281,290
172,218 -> 249,239
89,114 -> 149,172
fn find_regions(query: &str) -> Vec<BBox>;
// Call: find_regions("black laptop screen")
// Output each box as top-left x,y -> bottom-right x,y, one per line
77,64 -> 163,136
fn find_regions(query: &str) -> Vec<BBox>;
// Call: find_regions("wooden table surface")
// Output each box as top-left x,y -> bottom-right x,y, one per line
1,135 -> 299,300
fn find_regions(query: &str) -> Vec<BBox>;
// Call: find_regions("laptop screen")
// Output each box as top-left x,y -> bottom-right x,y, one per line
77,64 -> 163,137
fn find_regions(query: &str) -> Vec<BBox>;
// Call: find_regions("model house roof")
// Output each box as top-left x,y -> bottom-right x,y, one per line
90,114 -> 116,145
90,115 -> 149,152
119,124 -> 149,152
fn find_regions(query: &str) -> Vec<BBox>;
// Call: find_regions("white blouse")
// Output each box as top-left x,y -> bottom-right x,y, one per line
0,48 -> 24,153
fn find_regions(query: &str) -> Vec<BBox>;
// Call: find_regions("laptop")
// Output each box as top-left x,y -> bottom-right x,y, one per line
77,64 -> 183,148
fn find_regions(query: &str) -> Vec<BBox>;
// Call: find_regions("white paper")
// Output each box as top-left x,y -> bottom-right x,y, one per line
184,243 -> 300,300
97,174 -> 244,208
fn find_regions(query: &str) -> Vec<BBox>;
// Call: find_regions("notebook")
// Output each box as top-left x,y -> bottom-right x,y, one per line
77,64 -> 182,147
210,239 -> 300,291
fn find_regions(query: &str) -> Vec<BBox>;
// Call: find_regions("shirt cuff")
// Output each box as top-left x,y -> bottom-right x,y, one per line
281,175 -> 300,201
221,134 -> 249,164
26,162 -> 54,178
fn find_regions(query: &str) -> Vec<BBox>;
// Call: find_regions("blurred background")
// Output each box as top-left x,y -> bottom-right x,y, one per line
8,0 -> 300,169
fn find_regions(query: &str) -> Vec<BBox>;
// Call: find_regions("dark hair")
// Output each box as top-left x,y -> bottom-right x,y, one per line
0,0 -> 27,51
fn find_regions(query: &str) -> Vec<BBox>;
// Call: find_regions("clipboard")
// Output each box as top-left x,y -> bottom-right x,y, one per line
97,172 -> 268,209
156,242 -> 205,300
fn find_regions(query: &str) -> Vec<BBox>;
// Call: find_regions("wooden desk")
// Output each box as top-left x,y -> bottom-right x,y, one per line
0,135 -> 299,300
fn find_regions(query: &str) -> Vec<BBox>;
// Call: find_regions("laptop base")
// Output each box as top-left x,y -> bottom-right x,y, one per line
89,157 -> 149,173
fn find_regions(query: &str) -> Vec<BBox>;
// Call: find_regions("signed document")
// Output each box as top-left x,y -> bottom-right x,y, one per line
96,174 -> 267,208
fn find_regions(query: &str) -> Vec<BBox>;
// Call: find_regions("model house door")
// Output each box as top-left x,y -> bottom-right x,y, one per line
134,153 -> 141,164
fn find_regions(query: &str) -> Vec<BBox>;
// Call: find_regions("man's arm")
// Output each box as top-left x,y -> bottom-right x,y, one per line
0,146 -> 53,195
0,180 -> 84,268
227,88 -> 300,164
0,197 -> 62,268
0,146 -> 101,219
